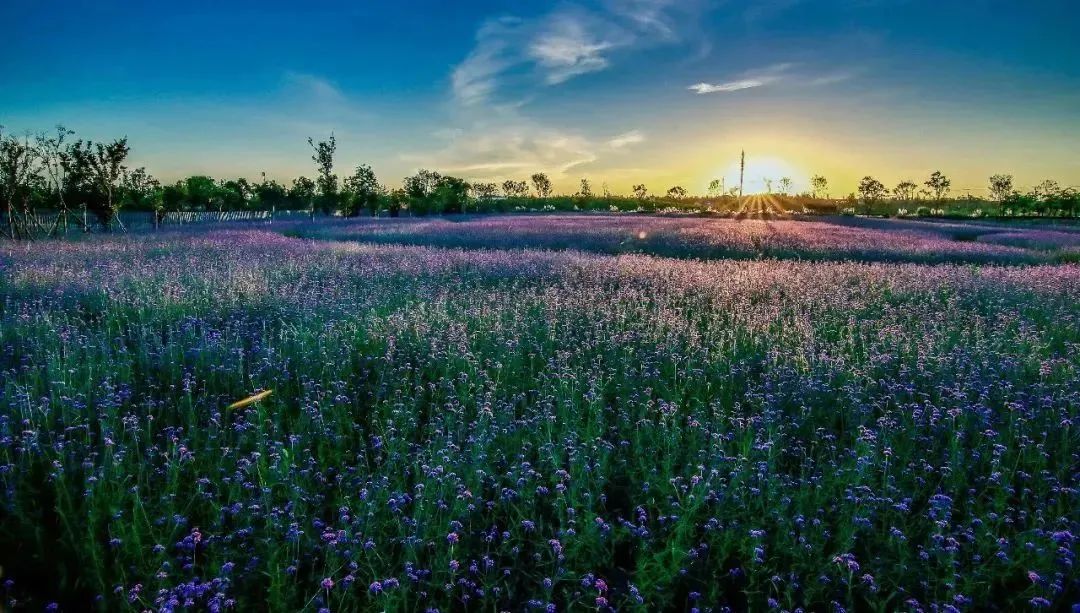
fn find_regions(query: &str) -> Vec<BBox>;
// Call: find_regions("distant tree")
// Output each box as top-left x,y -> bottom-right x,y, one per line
602,182 -> 612,199
531,173 -> 553,198
308,134 -> 338,216
343,164 -> 382,216
162,181 -> 187,217
471,182 -> 497,201
578,178 -> 592,199
218,178 -> 252,211
34,125 -> 76,234
432,175 -> 470,214
925,170 -> 951,201
666,185 -> 687,200
289,176 -> 316,212
707,178 -> 723,198
1033,179 -> 1060,201
632,184 -> 648,200
763,177 -> 773,194
894,180 -> 917,201
778,177 -> 792,196
403,169 -> 442,199
385,188 -> 408,217
253,175 -> 288,210
988,174 -> 1013,204
0,126 -> 40,238
122,167 -> 162,224
501,179 -> 528,198
857,176 -> 888,215
810,174 -> 828,198
184,176 -> 218,209
66,138 -> 130,229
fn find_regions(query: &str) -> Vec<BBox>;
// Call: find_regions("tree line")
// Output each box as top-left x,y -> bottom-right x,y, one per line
3,125 -> 1077,238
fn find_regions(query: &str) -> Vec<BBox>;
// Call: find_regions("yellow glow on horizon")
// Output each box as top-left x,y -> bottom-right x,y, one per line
715,155 -> 807,195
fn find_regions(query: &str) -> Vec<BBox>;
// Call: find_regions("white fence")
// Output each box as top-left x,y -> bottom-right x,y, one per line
162,210 -> 273,224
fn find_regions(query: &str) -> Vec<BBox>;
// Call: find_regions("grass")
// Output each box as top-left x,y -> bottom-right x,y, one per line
1,217 -> 1078,611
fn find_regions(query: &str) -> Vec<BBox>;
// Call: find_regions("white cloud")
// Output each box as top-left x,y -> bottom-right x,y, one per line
451,17 -> 522,107
608,130 -> 646,148
687,62 -> 794,94
528,15 -> 615,85
451,2 -> 706,106
688,79 -> 767,94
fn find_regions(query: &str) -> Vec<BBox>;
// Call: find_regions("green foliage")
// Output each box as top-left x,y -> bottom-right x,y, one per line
342,164 -> 382,216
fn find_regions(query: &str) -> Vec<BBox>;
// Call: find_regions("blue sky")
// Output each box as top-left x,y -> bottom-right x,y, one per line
3,0 -> 1079,194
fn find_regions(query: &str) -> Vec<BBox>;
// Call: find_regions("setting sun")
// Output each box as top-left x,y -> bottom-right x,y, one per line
716,155 -> 806,195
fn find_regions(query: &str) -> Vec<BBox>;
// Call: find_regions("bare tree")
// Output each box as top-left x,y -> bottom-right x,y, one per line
308,134 -> 338,217
810,174 -> 828,198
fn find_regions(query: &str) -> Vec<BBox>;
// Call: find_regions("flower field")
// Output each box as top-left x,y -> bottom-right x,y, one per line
288,214 -> 1080,265
1,217 -> 1078,611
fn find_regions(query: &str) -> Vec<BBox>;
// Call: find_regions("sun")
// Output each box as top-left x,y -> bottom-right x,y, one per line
714,155 -> 806,195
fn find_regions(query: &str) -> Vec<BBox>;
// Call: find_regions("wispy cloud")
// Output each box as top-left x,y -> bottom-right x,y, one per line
691,62 -> 851,96
608,130 -> 646,148
452,2 -> 707,106
528,15 -> 615,85
688,79 -> 768,94
687,62 -> 801,95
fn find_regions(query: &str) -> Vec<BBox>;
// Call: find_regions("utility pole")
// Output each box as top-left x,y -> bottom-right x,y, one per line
738,150 -> 745,199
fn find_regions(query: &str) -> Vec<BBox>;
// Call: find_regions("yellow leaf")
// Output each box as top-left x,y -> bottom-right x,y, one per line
227,389 -> 273,410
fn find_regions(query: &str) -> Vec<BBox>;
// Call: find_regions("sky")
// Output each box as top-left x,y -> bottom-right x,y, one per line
3,0 -> 1079,196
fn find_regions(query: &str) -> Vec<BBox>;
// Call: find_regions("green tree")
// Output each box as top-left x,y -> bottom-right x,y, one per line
254,175 -> 288,210
432,175 -> 470,214
289,176 -> 317,212
988,174 -> 1013,214
308,134 -> 338,216
122,167 -> 162,225
0,126 -> 40,238
403,169 -> 443,215
66,138 -> 131,229
161,182 -> 187,219
857,176 -> 888,215
343,164 -> 382,216
633,184 -> 648,200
